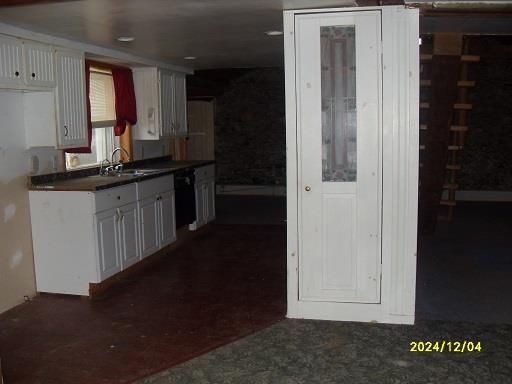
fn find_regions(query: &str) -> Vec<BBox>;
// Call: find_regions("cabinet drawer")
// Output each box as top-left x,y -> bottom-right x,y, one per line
94,184 -> 137,213
195,165 -> 215,182
137,175 -> 174,200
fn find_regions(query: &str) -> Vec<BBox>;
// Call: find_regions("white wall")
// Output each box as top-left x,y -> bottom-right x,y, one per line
0,91 -> 61,314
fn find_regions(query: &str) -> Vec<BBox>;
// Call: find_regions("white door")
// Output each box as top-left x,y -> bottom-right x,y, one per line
95,209 -> 121,280
139,196 -> 160,258
118,203 -> 140,269
158,191 -> 176,247
297,11 -> 382,303
55,49 -> 88,149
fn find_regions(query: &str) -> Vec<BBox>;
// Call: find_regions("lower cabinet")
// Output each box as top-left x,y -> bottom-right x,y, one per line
29,175 -> 176,296
190,165 -> 216,230
138,176 -> 176,259
96,202 -> 140,280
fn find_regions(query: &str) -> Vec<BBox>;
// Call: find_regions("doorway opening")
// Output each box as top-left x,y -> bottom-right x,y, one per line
416,28 -> 512,324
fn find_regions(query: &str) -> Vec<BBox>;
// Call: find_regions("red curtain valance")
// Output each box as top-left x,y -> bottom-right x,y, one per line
112,67 -> 137,136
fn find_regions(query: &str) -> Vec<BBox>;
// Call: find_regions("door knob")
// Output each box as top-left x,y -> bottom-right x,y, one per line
305,186 -> 311,192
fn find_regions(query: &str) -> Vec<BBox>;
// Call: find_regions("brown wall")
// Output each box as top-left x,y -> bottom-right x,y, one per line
187,68 -> 286,186
459,36 -> 512,191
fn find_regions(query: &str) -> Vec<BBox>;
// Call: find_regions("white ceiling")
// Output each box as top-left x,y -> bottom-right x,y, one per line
0,0 -> 357,69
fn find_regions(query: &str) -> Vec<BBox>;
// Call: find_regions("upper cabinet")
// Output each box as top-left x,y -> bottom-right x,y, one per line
54,48 -> 88,148
0,35 -> 56,89
174,73 -> 187,136
24,42 -> 56,87
133,67 -> 188,140
0,33 -> 87,150
0,35 -> 24,87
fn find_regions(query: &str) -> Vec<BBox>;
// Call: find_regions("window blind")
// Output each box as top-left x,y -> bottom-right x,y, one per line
90,68 -> 116,127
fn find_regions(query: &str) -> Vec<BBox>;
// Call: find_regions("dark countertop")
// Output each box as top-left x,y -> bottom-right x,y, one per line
29,157 -> 215,192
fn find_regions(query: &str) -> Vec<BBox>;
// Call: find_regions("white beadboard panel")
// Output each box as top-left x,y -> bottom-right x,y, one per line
0,34 -> 24,86
23,41 -> 55,87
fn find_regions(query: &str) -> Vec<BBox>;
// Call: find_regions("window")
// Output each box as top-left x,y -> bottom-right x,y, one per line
65,68 -> 118,169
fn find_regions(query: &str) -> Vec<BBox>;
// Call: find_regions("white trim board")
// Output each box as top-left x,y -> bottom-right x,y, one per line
284,5 -> 419,325
0,22 -> 193,74
442,190 -> 512,202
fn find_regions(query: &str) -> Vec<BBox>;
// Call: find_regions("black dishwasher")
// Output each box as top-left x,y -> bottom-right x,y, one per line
174,169 -> 196,228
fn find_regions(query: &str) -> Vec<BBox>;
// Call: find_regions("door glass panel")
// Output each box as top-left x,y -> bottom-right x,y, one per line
321,26 -> 357,182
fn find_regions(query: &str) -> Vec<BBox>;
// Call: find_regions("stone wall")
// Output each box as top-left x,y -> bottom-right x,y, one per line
187,68 -> 286,186
459,36 -> 512,191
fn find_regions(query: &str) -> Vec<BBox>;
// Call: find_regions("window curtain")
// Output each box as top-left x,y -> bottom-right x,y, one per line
66,60 -> 93,153
112,67 -> 137,136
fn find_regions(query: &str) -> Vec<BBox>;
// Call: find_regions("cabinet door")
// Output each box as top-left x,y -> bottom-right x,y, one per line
24,42 -> 55,87
139,196 -> 160,258
55,49 -> 88,149
205,179 -> 216,223
160,71 -> 175,137
174,73 -> 187,136
0,35 -> 24,86
194,183 -> 206,228
118,203 -> 140,269
95,209 -> 121,280
158,191 -> 176,247
133,68 -> 160,140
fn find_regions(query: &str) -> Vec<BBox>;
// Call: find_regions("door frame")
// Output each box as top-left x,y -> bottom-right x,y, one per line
284,5 -> 420,324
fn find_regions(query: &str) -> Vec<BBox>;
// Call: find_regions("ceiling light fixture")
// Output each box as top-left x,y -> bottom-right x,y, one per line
264,31 -> 283,36
184,56 -> 197,60
117,36 -> 135,42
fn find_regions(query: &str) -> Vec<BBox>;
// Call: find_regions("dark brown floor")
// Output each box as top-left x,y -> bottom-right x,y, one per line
0,223 -> 286,384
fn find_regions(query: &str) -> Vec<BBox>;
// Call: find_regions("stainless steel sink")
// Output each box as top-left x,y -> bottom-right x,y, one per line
121,169 -> 164,176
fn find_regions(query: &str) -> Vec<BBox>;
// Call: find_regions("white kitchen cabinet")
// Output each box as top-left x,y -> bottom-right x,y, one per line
118,202 -> 140,269
160,70 -> 175,137
139,195 -> 160,258
159,190 -> 176,247
133,67 -> 187,139
137,175 -> 176,258
174,72 -> 188,136
95,208 -> 121,280
55,48 -> 88,149
0,35 -> 56,89
23,41 -> 55,87
190,165 -> 215,230
0,35 -> 24,87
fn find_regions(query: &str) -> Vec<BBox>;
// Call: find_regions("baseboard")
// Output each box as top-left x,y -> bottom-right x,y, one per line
442,190 -> 512,202
216,184 -> 286,196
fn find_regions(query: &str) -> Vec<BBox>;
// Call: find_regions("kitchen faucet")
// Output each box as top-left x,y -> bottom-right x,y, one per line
111,147 -> 131,173
99,147 -> 131,176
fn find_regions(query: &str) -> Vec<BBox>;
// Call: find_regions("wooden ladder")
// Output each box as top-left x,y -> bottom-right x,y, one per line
419,37 -> 479,222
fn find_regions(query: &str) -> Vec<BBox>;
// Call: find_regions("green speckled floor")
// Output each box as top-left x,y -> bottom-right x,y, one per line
139,319 -> 511,384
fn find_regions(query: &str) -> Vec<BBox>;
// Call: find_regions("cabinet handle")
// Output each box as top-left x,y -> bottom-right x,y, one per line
15,71 -> 19,77
305,186 -> 311,192
64,125 -> 69,137
31,72 -> 36,78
